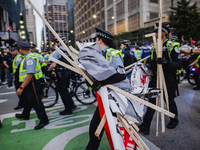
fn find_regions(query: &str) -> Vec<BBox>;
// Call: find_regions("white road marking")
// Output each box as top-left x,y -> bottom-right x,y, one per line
0,91 -> 16,96
43,125 -> 89,150
0,99 -> 8,103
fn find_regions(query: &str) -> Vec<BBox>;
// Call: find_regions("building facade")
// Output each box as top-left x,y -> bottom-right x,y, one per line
73,0 -> 200,43
74,0 -> 105,41
0,0 -> 29,48
67,0 -> 75,44
24,0 -> 37,45
44,0 -> 68,47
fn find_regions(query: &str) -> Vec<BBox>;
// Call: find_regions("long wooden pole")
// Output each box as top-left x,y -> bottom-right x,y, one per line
158,0 -> 165,133
125,56 -> 150,70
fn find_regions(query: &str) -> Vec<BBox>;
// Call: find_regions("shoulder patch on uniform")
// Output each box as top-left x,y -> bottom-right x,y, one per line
174,47 -> 180,53
27,60 -> 33,65
17,57 -> 22,61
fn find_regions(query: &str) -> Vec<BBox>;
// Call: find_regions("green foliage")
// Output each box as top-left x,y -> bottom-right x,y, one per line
113,27 -> 154,48
171,0 -> 200,41
113,32 -> 133,48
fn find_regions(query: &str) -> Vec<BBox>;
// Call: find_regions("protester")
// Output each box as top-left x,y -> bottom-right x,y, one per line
2,51 -> 14,88
139,23 -> 182,135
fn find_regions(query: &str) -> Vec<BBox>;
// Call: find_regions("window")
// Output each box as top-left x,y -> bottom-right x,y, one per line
150,0 -> 158,3
150,12 -> 158,20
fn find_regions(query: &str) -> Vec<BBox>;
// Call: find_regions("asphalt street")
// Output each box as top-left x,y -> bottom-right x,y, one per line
0,80 -> 200,150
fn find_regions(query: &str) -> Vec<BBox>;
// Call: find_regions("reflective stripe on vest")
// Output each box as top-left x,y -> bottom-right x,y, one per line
151,41 -> 180,60
106,48 -> 123,62
12,54 -> 22,73
19,53 -> 43,82
196,55 -> 200,68
135,50 -> 141,60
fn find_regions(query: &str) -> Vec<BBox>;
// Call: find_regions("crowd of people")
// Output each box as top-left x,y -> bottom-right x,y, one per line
0,22 -> 200,149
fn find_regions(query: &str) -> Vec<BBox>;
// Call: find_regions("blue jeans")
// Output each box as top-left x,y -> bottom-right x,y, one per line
6,68 -> 13,87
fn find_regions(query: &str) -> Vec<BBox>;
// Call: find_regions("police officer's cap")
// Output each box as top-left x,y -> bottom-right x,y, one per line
30,43 -> 36,49
34,49 -> 39,53
153,23 -> 170,34
95,27 -> 114,40
43,49 -> 48,52
11,47 -> 18,52
120,40 -> 131,46
17,41 -> 31,50
49,47 -> 55,51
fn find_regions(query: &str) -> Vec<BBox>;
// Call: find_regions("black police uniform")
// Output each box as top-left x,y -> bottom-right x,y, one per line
140,39 -> 182,132
15,41 -> 49,129
123,47 -> 137,67
55,47 -> 76,114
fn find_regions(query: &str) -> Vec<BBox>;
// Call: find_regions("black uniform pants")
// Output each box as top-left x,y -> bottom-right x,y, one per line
56,70 -> 75,112
193,68 -> 200,87
141,75 -> 178,130
22,80 -> 48,123
86,106 -> 104,150
14,77 -> 24,107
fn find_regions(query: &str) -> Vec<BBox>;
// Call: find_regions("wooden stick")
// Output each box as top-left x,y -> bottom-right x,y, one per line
131,123 -> 139,132
95,114 -> 106,138
107,85 -> 175,118
76,41 -> 83,50
69,46 -> 79,56
124,114 -> 139,123
161,67 -> 169,111
117,113 -> 147,150
129,126 -> 149,150
125,56 -> 150,70
145,33 -> 156,38
27,0 -> 78,65
156,0 -> 165,133
49,56 -> 81,74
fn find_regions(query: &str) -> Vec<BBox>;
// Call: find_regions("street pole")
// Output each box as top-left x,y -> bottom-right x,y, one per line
46,0 -> 50,50
171,0 -> 174,35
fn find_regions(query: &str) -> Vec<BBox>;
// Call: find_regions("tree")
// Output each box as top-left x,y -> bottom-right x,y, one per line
171,0 -> 200,42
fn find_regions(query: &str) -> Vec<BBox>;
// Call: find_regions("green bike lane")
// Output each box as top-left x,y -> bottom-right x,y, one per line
0,102 -> 110,150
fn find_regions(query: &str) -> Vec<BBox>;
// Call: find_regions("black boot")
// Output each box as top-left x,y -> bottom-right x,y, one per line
167,118 -> 179,129
0,120 -> 2,128
138,125 -> 150,135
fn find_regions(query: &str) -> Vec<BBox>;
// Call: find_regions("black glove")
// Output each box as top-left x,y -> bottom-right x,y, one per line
145,63 -> 151,69
156,58 -> 169,65
91,80 -> 102,92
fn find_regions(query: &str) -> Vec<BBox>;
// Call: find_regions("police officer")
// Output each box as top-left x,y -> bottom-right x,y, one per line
140,42 -> 151,59
85,27 -> 130,150
48,35 -> 76,115
139,23 -> 182,135
120,40 -> 137,67
15,41 -> 49,130
10,46 -> 24,110
30,43 -> 47,74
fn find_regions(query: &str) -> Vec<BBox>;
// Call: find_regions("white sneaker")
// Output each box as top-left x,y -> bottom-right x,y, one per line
1,82 -> 7,85
7,86 -> 14,89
